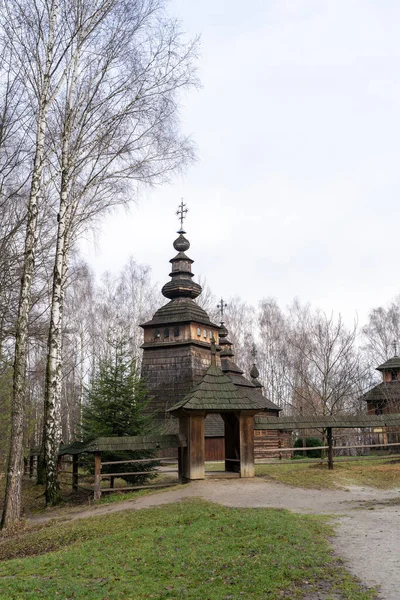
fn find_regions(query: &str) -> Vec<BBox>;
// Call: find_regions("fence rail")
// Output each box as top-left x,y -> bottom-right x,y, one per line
262,441 -> 400,454
257,453 -> 400,466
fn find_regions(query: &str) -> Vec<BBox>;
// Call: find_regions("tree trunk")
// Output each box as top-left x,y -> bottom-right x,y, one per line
44,176 -> 71,505
43,44 -> 80,505
1,1 -> 59,527
1,117 -> 45,527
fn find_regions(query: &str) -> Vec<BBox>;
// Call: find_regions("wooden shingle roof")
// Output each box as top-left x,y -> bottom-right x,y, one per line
376,356 -> 400,371
141,297 -> 218,328
54,434 -> 187,456
255,413 -> 400,430
360,381 -> 400,403
221,357 -> 281,412
168,364 -> 262,413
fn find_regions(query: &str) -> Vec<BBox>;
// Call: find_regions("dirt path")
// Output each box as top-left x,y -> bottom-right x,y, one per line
32,479 -> 400,600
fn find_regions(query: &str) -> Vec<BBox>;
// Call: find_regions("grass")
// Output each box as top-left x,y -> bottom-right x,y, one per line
0,470 -> 180,519
255,457 -> 400,490
0,499 -> 376,600
1,456 -> 399,523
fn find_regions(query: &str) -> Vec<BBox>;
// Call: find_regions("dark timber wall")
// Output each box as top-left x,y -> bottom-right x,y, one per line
141,341 -> 216,422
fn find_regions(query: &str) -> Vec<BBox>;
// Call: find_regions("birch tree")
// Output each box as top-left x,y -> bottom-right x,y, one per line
0,0 -> 66,525
41,1 -> 198,504
1,0 -> 122,525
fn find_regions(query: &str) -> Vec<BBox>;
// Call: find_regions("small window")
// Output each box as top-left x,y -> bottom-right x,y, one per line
391,370 -> 397,381
164,328 -> 169,338
197,327 -> 201,336
209,331 -> 212,339
375,407 -> 383,415
203,329 -> 207,338
174,326 -> 180,337
154,329 -> 160,339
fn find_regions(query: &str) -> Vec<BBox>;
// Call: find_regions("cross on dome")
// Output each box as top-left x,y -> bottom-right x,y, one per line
393,339 -> 398,356
176,199 -> 188,233
217,298 -> 227,322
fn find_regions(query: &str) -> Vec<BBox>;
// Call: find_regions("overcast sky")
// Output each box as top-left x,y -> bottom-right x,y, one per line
81,0 -> 400,325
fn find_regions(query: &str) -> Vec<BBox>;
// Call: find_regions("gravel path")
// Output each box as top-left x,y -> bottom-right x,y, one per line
33,479 -> 400,600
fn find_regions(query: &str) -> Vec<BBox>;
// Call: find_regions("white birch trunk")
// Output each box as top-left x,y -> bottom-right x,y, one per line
1,106 -> 49,527
1,1 -> 59,528
44,41 -> 80,505
44,193 -> 69,505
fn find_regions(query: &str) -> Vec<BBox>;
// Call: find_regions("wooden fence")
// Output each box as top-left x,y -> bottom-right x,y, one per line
29,433 -> 186,500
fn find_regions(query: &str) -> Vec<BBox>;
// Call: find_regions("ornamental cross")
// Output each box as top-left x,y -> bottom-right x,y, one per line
251,343 -> 257,360
176,199 -> 188,231
393,339 -> 398,356
217,298 -> 227,322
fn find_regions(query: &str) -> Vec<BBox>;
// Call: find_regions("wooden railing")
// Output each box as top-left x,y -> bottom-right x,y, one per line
94,455 -> 179,499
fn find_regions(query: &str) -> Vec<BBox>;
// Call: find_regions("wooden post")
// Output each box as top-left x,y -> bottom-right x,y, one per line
29,455 -> 34,478
110,476 -> 115,489
239,413 -> 255,478
327,427 -> 334,470
179,414 -> 205,482
177,446 -> 183,483
94,452 -> 102,500
72,454 -> 78,491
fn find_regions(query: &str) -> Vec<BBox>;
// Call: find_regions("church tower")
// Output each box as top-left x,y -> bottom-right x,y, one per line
140,202 -> 221,429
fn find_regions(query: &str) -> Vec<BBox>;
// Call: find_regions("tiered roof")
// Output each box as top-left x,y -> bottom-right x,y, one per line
168,363 -> 261,414
141,226 -> 218,329
218,324 -> 280,412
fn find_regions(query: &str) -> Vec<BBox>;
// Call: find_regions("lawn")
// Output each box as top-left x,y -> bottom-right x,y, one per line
255,457 -> 400,490
0,499 -> 376,600
0,470 -> 179,518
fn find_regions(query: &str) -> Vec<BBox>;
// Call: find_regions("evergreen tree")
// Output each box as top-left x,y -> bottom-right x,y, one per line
82,333 -> 156,485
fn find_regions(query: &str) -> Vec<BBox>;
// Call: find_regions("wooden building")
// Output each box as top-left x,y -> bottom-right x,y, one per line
360,354 -> 400,444
140,205 -> 287,462
169,342 -> 261,480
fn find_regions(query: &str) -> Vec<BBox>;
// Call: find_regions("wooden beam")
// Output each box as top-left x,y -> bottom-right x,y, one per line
94,452 -> 101,500
327,427 -> 334,471
239,414 -> 255,478
100,483 -> 178,493
101,457 -> 175,466
72,455 -> 78,492
179,414 -> 205,481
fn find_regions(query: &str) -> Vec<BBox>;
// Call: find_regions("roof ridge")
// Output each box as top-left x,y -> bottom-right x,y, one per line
168,363 -> 262,413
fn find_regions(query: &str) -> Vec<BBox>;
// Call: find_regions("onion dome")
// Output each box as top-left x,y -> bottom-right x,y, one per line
250,344 -> 263,389
141,204 -> 220,330
250,363 -> 263,389
250,364 -> 260,379
161,231 -> 202,300
173,234 -> 190,252
218,322 -> 234,358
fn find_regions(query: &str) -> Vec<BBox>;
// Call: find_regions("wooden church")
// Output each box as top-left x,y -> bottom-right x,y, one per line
360,350 -> 400,445
140,202 -> 288,461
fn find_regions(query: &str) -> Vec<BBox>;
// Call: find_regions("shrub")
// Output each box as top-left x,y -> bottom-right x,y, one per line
293,437 -> 322,458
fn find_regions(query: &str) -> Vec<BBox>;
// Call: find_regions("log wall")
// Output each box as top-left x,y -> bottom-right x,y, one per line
141,343 -> 213,420
254,429 -> 293,459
